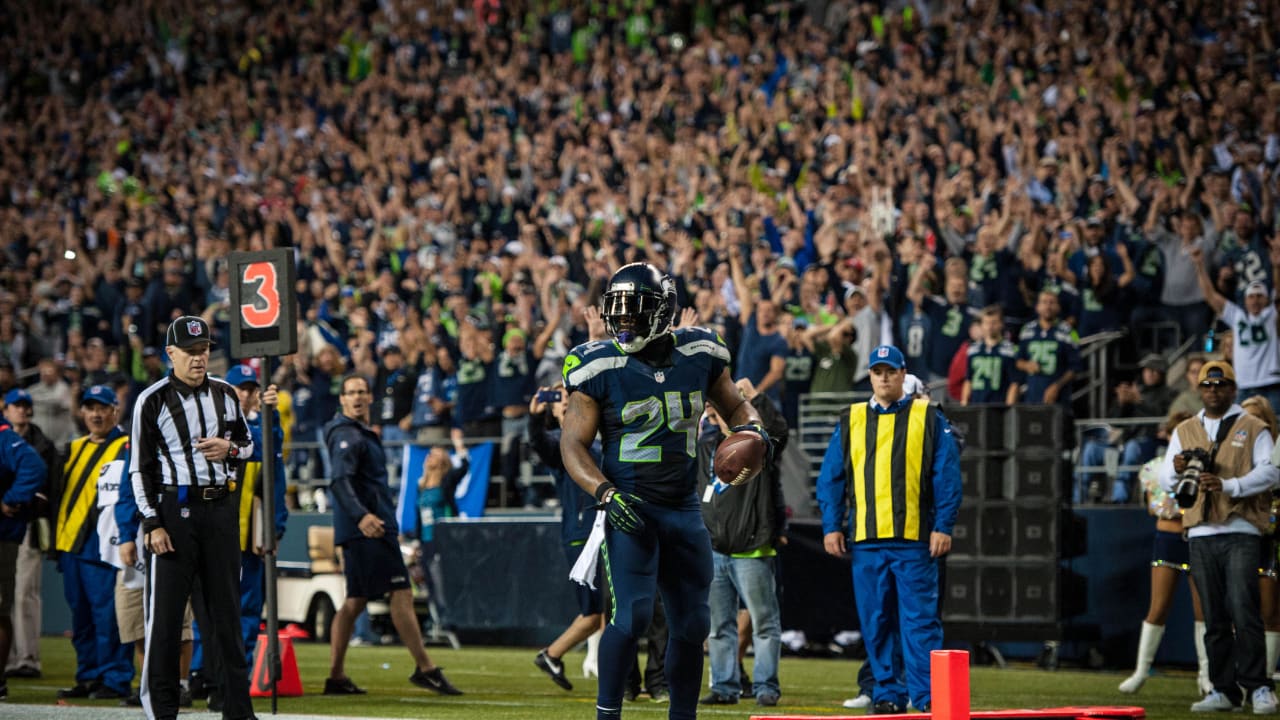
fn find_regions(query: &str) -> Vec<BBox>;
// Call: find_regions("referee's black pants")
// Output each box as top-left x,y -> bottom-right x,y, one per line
142,492 -> 251,720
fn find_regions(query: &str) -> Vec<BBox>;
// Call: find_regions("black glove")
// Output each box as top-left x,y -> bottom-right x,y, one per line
731,423 -> 774,462
595,482 -> 646,535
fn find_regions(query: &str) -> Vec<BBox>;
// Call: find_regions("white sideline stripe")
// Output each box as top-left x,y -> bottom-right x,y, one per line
0,708 -> 420,720
140,557 -> 156,720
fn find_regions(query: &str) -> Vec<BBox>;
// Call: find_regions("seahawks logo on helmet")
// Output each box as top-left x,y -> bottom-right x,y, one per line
602,263 -> 677,353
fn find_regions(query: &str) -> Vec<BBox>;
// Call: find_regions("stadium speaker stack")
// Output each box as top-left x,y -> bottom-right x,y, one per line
944,404 -> 1084,637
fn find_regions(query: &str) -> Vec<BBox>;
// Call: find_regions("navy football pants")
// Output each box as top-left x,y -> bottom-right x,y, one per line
598,502 -> 712,720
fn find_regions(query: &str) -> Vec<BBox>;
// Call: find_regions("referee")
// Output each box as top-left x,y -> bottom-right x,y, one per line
129,316 -> 257,720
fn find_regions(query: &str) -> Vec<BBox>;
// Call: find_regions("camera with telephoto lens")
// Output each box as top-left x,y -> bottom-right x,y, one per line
1174,448 -> 1213,509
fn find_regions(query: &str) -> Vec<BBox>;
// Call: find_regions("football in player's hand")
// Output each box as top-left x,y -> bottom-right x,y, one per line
714,431 -> 768,486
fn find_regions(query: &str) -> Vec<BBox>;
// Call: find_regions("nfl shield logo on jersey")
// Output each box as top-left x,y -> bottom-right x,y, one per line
187,320 -> 203,336
654,371 -> 665,384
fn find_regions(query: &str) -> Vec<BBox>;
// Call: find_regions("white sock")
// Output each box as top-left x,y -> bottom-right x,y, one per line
180,678 -> 190,690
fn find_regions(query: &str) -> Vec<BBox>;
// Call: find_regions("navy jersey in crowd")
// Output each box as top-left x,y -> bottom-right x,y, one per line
965,339 -> 1021,404
1217,235 -> 1271,304
491,349 -> 537,409
968,248 -> 1019,308
454,355 -> 496,426
899,310 -> 931,375
409,366 -> 456,430
1078,283 -> 1125,337
1017,321 -> 1081,404
563,327 -> 730,508
375,364 -> 415,426
922,297 -> 976,378
781,344 -> 813,430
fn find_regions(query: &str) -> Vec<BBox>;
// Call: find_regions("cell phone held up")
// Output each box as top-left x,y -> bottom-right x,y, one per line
536,389 -> 562,404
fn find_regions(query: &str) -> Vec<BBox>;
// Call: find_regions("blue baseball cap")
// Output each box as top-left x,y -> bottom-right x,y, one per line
224,364 -> 259,388
867,345 -> 906,371
81,385 -> 117,406
3,388 -> 32,406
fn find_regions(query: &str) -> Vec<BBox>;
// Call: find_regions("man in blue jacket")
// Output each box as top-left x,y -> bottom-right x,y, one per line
817,345 -> 961,714
322,374 -> 461,698
225,364 -> 288,668
0,411 -> 47,700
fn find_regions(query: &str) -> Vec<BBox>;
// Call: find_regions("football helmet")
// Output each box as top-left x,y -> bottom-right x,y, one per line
601,263 -> 676,353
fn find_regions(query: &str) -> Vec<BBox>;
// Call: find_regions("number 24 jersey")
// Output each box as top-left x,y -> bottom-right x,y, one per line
563,328 -> 730,508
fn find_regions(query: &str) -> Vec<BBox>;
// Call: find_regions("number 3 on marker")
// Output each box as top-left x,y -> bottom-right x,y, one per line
241,262 -> 280,328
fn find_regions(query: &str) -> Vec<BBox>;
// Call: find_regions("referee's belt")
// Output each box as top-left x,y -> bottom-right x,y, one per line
164,485 -> 231,502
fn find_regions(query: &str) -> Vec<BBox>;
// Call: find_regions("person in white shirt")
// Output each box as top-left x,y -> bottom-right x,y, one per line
1159,361 -> 1279,713
1193,247 -> 1280,412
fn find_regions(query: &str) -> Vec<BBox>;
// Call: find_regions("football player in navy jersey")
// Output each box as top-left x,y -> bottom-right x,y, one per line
561,263 -> 768,720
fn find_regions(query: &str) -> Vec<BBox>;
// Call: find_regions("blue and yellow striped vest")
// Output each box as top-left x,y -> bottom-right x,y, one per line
58,432 -> 129,554
844,398 -> 935,543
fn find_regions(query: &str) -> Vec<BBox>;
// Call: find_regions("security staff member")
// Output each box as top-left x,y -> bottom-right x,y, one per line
54,385 -> 134,701
129,316 -> 256,720
816,345 -> 961,714
226,364 -> 287,667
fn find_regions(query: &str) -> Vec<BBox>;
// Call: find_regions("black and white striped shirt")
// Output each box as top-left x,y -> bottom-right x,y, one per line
129,372 -> 254,525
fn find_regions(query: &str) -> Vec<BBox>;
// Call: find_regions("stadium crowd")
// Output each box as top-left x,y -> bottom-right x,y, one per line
2,0 -> 1280,511
3,0 -> 1280,714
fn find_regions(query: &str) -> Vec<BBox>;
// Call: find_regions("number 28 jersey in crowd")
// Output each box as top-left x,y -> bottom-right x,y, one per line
563,327 -> 730,509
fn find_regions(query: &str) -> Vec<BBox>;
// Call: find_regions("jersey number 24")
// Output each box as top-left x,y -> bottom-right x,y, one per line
619,391 -> 705,463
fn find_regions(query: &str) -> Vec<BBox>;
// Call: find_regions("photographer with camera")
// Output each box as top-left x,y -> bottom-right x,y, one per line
1160,361 -> 1280,713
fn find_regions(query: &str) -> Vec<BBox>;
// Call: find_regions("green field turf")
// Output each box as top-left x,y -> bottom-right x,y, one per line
0,637 -> 1218,719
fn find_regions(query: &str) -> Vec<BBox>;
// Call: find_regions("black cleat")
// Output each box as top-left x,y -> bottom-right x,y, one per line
5,666 -> 40,679
189,672 -> 209,700
410,667 -> 463,696
57,682 -> 97,699
89,685 -> 127,700
323,677 -> 367,695
873,700 -> 905,714
179,686 -> 192,707
699,692 -> 739,705
534,650 -> 573,691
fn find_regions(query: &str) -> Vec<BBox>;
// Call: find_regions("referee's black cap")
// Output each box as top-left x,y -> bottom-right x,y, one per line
166,316 -> 214,350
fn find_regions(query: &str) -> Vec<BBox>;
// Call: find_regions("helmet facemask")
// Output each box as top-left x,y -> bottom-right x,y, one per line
602,286 -> 669,353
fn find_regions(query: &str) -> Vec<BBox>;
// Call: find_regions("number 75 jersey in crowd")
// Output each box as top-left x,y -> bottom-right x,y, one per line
563,327 -> 730,509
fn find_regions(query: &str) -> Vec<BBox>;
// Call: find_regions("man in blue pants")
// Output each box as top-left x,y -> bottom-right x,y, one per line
0,401 -> 47,701
817,345 -> 961,713
54,385 -> 134,701
559,263 -> 768,720
226,365 -> 288,665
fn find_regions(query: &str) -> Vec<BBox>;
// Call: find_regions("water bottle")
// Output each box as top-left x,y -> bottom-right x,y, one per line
1204,328 -> 1215,353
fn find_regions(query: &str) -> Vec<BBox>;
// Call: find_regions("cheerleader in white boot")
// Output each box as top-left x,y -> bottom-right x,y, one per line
1241,396 -> 1280,681
1120,416 -> 1212,695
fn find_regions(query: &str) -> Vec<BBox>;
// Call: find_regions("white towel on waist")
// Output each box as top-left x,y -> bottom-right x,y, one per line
569,510 -> 607,589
